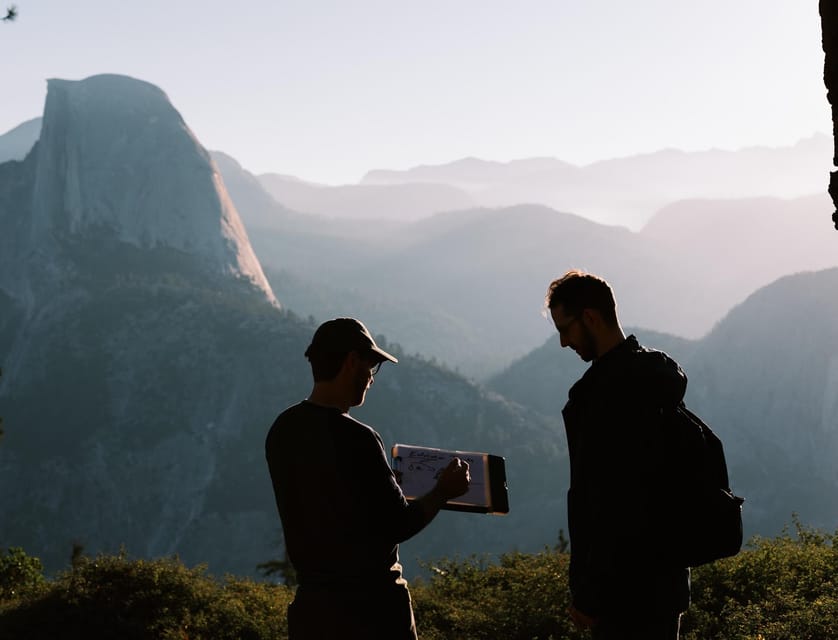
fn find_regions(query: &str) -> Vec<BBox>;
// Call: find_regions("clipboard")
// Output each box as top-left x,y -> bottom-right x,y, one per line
391,443 -> 509,515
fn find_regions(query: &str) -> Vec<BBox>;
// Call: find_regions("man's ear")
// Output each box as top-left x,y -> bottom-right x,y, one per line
580,308 -> 599,328
343,350 -> 362,372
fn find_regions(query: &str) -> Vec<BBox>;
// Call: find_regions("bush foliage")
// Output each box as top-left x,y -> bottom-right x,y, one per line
0,550 -> 293,640
680,519 -> 838,640
1,521 -> 836,639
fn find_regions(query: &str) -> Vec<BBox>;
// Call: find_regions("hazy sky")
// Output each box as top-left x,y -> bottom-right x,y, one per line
1,0 -> 831,185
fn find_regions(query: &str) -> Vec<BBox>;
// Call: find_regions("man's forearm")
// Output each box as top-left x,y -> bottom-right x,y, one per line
415,485 -> 450,525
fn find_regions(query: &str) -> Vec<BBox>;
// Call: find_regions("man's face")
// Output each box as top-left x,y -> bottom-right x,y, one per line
348,351 -> 382,407
550,304 -> 598,362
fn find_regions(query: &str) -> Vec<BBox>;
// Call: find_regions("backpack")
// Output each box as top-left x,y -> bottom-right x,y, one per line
662,403 -> 745,568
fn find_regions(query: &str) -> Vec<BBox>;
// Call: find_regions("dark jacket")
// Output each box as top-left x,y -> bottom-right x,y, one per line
561,335 -> 691,618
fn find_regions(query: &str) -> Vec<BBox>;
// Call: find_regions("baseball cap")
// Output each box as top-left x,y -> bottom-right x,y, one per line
304,318 -> 398,364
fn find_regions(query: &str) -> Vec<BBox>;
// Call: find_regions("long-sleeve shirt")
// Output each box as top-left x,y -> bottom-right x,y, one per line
266,401 -> 426,587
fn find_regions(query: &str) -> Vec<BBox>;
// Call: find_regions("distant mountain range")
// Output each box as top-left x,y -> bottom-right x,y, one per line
0,75 -> 568,578
1,74 -> 836,580
0,118 -> 42,165
210,148 -> 837,376
9,114 -> 832,371
360,139 -> 832,229
257,170 -> 476,222
5,114 -> 830,230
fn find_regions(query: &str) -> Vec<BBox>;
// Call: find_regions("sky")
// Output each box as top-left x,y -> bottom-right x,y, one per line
0,0 -> 832,185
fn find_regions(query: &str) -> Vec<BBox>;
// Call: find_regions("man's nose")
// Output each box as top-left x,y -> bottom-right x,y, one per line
560,334 -> 569,348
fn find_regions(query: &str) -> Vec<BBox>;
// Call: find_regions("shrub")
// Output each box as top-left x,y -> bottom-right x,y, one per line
412,520 -> 838,640
0,552 -> 293,640
411,550 -> 587,640
1,522 -> 836,640
682,519 -> 838,640
0,547 -> 46,601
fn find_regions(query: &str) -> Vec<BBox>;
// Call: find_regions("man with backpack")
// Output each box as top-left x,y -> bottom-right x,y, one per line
545,270 -> 691,640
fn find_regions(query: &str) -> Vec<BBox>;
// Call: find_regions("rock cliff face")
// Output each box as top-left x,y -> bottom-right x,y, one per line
19,75 -> 275,305
821,0 -> 838,229
0,74 -> 280,574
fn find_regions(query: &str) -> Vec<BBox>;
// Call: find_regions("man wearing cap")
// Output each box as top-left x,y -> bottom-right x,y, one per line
266,317 -> 471,640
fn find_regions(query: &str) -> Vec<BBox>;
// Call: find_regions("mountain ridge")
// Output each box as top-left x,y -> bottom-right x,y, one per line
0,74 -> 570,579
359,134 -> 831,228
488,267 -> 838,537
211,145 -> 837,376
3,112 -> 829,230
0,117 -> 41,164
2,75 -> 836,577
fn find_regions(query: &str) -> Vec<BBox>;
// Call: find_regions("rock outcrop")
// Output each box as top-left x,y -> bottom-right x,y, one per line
14,74 -> 276,305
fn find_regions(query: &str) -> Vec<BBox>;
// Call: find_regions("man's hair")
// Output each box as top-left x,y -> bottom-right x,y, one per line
307,350 -> 349,382
545,270 -> 619,326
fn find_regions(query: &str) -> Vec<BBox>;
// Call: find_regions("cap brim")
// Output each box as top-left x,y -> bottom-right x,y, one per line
371,345 -> 398,364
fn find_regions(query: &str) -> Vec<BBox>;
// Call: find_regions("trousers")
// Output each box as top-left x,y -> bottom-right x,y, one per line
287,579 -> 417,640
591,613 -> 682,640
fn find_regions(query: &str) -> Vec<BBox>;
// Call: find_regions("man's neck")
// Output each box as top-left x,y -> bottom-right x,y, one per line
307,384 -> 350,413
594,327 -> 627,361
